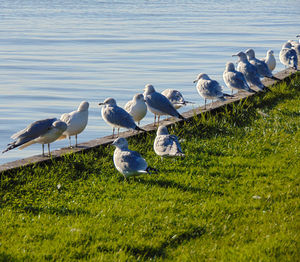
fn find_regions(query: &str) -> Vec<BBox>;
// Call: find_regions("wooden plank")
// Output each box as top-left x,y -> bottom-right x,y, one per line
0,68 -> 297,173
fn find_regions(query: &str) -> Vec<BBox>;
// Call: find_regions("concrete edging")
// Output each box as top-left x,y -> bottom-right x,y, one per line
0,68 -> 297,173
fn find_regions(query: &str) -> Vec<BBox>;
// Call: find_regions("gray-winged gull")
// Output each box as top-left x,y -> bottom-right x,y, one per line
193,73 -> 233,108
124,93 -> 147,125
161,89 -> 194,109
143,84 -> 185,126
99,98 -> 145,138
245,49 -> 280,80
153,126 -> 185,158
3,118 -> 67,156
232,51 -> 267,91
262,50 -> 276,72
112,137 -> 157,180
59,101 -> 89,147
279,42 -> 298,70
223,62 -> 256,94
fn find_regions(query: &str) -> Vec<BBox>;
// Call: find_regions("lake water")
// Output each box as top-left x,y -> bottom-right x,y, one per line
0,0 -> 299,165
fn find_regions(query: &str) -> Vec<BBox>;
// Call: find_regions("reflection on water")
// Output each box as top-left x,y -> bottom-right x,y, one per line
0,0 -> 299,164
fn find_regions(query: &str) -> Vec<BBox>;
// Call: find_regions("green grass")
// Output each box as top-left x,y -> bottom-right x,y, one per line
1,75 -> 299,261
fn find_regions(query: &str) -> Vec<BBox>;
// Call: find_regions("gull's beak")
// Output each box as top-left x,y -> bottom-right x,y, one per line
232,54 -> 238,57
193,79 -> 198,83
98,102 -> 104,106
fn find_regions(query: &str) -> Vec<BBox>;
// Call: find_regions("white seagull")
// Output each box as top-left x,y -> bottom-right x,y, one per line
59,101 -> 89,147
161,89 -> 193,109
3,118 -> 67,156
193,73 -> 232,108
232,51 -> 267,91
99,98 -> 145,138
262,50 -> 276,72
223,62 -> 256,94
245,49 -> 280,80
112,137 -> 156,180
143,84 -> 185,126
153,126 -> 185,158
279,42 -> 298,70
124,93 -> 147,125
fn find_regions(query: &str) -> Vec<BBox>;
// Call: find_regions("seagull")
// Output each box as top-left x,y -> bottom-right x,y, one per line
112,137 -> 156,180
59,101 -> 89,147
262,50 -> 276,72
193,73 -> 233,108
153,126 -> 185,158
279,42 -> 298,70
290,42 -> 300,60
245,49 -> 280,80
223,62 -> 256,94
232,51 -> 267,91
161,89 -> 194,109
2,118 -> 67,156
124,93 -> 147,125
99,98 -> 145,138
143,84 -> 185,126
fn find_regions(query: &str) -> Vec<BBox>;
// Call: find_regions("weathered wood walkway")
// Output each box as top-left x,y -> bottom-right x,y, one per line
0,68 -> 297,173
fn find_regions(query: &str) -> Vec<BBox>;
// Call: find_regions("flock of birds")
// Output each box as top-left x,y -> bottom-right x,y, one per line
2,36 -> 299,179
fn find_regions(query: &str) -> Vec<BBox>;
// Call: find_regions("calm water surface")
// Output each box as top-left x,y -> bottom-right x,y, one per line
0,0 -> 299,164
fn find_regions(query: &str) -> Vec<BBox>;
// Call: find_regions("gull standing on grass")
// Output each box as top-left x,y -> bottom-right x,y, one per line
112,137 -> 157,180
279,42 -> 298,70
153,125 -> 185,158
161,89 -> 194,109
99,98 -> 145,138
143,84 -> 185,126
193,73 -> 233,109
245,49 -> 280,80
59,101 -> 89,147
2,118 -> 67,156
124,93 -> 147,125
232,51 -> 267,91
262,50 -> 276,72
223,62 -> 256,94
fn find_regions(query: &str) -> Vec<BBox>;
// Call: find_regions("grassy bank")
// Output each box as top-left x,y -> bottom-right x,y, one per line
1,75 -> 299,261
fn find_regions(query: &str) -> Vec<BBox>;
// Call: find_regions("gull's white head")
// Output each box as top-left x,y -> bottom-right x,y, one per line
143,84 -> 155,95
267,50 -> 274,56
99,98 -> 117,106
112,137 -> 128,149
52,120 -> 68,132
232,51 -> 247,62
225,62 -> 235,72
78,101 -> 89,111
193,73 -> 209,83
245,49 -> 255,59
157,126 -> 169,136
133,93 -> 145,102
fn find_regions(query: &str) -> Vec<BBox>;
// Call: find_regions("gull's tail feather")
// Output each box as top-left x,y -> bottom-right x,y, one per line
2,143 -> 17,153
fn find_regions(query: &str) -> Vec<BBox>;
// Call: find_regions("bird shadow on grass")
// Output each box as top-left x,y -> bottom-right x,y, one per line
97,225 -> 206,260
136,177 -> 224,196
